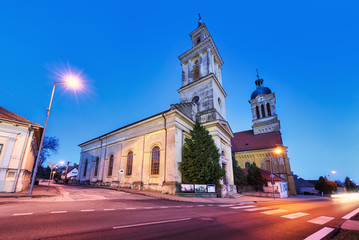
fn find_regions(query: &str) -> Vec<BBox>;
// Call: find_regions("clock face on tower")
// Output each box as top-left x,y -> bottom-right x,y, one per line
258,97 -> 264,102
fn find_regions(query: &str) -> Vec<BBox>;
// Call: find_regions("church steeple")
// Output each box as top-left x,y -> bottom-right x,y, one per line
249,71 -> 280,135
177,18 -> 227,123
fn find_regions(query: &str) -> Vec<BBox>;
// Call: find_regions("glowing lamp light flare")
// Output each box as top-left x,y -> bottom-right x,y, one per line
331,170 -> 336,174
65,75 -> 81,89
274,147 -> 283,155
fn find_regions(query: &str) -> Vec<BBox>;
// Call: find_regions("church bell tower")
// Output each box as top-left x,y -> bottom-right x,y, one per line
177,18 -> 227,124
249,72 -> 280,135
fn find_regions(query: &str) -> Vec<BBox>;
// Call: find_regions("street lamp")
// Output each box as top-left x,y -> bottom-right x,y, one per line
29,76 -> 81,194
270,146 -> 283,199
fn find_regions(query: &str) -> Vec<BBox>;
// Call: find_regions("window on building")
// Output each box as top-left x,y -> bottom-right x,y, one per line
267,103 -> 271,116
0,144 -> 3,155
245,162 -> 250,169
193,65 -> 200,80
151,146 -> 160,175
261,104 -> 265,118
192,96 -> 199,103
94,157 -> 99,177
256,106 -> 260,119
108,155 -> 114,176
196,37 -> 201,45
83,159 -> 88,177
222,163 -> 227,184
126,151 -> 133,176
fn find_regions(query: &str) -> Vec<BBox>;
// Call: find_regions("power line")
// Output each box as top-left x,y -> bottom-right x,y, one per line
0,89 -> 46,110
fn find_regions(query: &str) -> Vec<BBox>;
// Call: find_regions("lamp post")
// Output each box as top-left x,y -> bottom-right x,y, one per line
29,76 -> 81,194
271,146 -> 283,199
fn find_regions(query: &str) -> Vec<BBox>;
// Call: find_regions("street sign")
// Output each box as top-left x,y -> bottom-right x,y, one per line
47,162 -> 57,169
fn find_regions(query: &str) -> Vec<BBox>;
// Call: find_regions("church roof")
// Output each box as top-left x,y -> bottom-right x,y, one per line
231,130 -> 282,152
0,106 -> 41,127
251,86 -> 272,99
243,168 -> 286,182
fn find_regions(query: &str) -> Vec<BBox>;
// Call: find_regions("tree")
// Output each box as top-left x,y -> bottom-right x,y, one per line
179,121 -> 225,185
39,136 -> 59,167
344,177 -> 356,191
232,154 -> 247,191
315,176 -> 337,195
247,162 -> 267,191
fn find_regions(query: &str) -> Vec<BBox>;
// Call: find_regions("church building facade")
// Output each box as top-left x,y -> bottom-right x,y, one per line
77,21 -> 235,195
231,75 -> 296,195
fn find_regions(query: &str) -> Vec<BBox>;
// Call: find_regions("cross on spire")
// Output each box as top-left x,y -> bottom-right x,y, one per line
198,13 -> 202,27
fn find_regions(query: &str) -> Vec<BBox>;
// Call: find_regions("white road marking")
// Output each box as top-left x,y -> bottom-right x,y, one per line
125,208 -> 136,210
219,204 -> 236,207
113,218 -> 192,230
342,208 -> 359,219
51,211 -> 67,214
262,209 -> 288,215
81,209 -> 95,212
13,213 -> 33,216
144,207 -> 154,209
307,216 -> 334,225
160,206 -> 169,209
245,207 -> 270,212
198,205 -> 204,207
104,209 -> 115,211
304,227 -> 334,240
230,205 -> 255,209
281,212 -> 308,219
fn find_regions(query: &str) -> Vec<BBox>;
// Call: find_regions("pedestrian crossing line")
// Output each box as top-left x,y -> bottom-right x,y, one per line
281,212 -> 308,219
230,205 -> 256,209
51,211 -> 67,214
81,209 -> 95,212
104,209 -> 115,211
219,204 -> 236,207
244,207 -> 270,212
261,209 -> 288,215
307,216 -> 334,225
13,212 -> 33,216
304,227 -> 334,240
342,207 -> 359,220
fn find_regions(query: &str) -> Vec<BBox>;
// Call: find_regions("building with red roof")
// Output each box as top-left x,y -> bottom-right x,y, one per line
231,75 -> 296,195
0,106 -> 42,192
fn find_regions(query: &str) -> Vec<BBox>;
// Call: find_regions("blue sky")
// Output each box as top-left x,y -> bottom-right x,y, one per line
0,1 -> 358,184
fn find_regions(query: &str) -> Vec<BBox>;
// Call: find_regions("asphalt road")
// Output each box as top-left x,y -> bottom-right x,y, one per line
1,185 -> 358,240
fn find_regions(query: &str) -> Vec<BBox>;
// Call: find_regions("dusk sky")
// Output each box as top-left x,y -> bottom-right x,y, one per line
0,1 -> 358,184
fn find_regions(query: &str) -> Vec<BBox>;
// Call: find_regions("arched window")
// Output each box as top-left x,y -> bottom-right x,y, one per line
151,146 -> 160,175
256,106 -> 260,119
261,104 -> 265,118
108,155 -> 114,176
267,103 -> 271,116
196,37 -> 201,45
126,151 -> 133,176
83,159 -> 88,177
193,65 -> 200,80
94,157 -> 99,177
245,162 -> 250,169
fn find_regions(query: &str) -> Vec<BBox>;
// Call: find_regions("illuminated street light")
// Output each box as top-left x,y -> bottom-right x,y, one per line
29,74 -> 82,194
331,170 -> 337,174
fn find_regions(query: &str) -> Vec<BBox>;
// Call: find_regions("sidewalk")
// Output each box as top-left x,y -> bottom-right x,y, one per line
0,182 -> 60,198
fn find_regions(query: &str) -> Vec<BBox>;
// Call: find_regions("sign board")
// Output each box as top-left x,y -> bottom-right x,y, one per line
47,162 -> 57,169
194,184 -> 207,193
181,184 -> 194,193
207,184 -> 216,193
119,169 -> 124,177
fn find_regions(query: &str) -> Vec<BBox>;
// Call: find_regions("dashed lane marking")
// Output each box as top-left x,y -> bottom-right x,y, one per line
219,204 -> 236,207
342,208 -> 359,220
125,208 -> 136,210
113,218 -> 192,230
230,205 -> 255,209
51,211 -> 67,214
13,213 -> 33,216
281,212 -> 308,219
81,209 -> 95,212
304,227 -> 334,240
261,209 -> 288,215
160,206 -> 169,209
198,205 -> 204,207
104,209 -> 115,211
307,216 -> 334,225
244,207 -> 270,212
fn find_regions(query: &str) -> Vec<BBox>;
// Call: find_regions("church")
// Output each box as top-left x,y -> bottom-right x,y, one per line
77,20 -> 236,195
231,74 -> 297,195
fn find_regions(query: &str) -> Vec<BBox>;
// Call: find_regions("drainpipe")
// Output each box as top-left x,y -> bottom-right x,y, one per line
161,113 -> 167,184
12,125 -> 32,193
